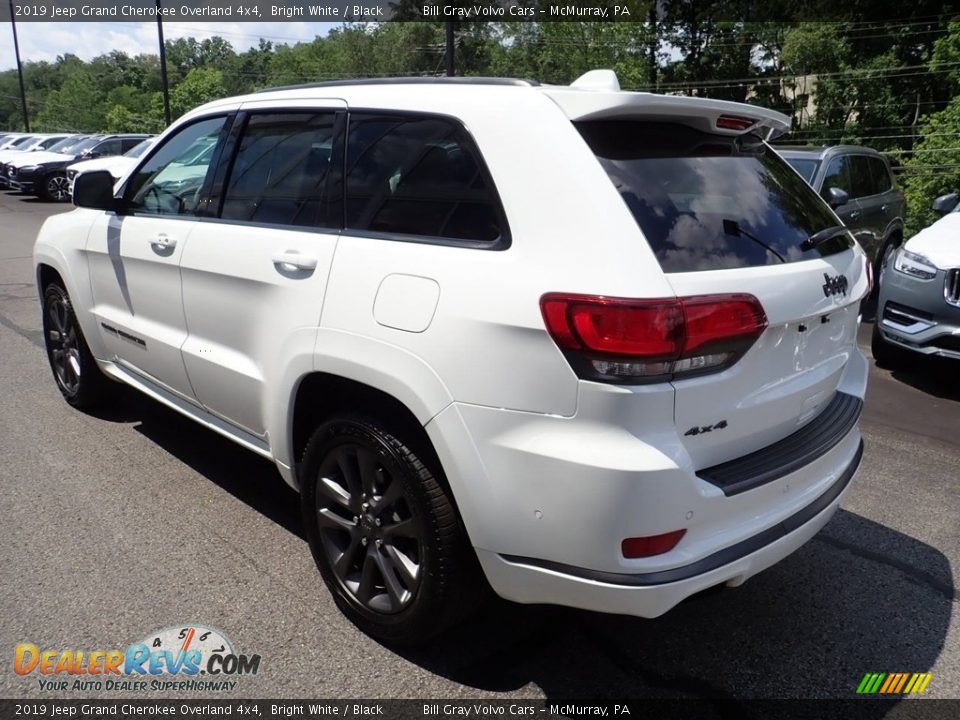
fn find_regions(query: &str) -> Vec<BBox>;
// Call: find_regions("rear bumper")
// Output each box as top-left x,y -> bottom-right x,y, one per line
489,440 -> 860,615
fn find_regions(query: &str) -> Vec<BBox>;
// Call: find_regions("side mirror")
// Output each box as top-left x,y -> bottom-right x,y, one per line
932,192 -> 959,215
72,170 -> 116,211
826,187 -> 849,209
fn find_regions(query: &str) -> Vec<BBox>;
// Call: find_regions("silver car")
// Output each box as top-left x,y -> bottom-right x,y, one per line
872,192 -> 960,367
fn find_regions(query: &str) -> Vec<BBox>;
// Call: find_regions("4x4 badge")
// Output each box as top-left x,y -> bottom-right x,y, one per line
822,273 -> 849,298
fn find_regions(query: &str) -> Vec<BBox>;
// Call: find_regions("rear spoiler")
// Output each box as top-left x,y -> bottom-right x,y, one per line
544,70 -> 791,141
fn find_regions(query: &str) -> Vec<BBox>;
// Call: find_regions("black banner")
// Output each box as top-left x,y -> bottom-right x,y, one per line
1,700 -> 960,720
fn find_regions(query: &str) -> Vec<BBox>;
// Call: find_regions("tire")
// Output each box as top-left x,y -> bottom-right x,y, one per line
874,237 -> 901,293
871,323 -> 912,371
42,283 -> 112,408
300,416 -> 481,644
41,173 -> 71,202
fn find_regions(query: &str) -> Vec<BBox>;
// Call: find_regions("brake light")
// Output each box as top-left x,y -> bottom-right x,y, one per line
540,293 -> 767,383
622,530 -> 687,558
716,115 -> 756,131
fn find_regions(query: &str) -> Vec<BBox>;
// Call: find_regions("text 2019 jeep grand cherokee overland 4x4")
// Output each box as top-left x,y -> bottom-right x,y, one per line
34,71 -> 869,644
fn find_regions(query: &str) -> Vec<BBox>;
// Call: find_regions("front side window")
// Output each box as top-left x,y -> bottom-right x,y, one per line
577,121 -> 850,272
344,114 -> 505,243
868,157 -> 893,193
848,156 -> 876,198
820,156 -> 851,198
220,112 -> 338,228
126,116 -> 226,216
784,157 -> 819,184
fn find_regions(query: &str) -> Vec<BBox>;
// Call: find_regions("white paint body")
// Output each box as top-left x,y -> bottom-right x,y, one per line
34,78 -> 869,618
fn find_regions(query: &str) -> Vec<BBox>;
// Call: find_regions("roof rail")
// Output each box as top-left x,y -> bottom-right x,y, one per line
255,76 -> 539,93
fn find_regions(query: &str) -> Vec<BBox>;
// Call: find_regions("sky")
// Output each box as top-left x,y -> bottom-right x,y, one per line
0,22 -> 340,71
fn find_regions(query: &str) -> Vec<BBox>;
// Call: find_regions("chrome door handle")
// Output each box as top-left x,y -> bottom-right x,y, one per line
150,234 -> 177,250
848,211 -> 860,220
881,204 -> 888,213
272,251 -> 318,272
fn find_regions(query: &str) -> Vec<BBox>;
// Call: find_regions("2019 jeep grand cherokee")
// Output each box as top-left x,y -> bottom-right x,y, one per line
34,72 -> 869,643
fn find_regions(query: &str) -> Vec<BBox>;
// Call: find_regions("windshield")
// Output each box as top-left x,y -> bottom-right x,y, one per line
47,136 -> 85,153
67,136 -> 106,156
783,157 -> 820,184
124,139 -> 153,158
576,121 -> 852,272
7,136 -> 35,149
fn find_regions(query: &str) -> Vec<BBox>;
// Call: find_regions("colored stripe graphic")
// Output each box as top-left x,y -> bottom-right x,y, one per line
857,672 -> 932,694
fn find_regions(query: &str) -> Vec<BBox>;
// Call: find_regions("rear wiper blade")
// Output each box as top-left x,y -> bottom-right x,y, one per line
802,225 -> 848,251
722,219 -> 785,263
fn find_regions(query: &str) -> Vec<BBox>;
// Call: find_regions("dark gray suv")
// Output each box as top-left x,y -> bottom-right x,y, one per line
777,145 -> 906,269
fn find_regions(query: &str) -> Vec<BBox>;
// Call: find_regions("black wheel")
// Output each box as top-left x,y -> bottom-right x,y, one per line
871,323 -> 912,371
300,416 -> 481,644
42,283 -> 111,408
41,173 -> 71,202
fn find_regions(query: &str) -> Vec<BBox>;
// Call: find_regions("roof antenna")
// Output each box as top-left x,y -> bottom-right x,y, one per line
570,69 -> 620,92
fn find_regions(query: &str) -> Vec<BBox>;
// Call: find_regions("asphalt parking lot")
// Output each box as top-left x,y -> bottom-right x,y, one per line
0,190 -> 957,704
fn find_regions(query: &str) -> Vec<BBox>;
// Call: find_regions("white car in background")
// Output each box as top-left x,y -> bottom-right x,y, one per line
873,192 -> 960,367
67,137 -> 156,192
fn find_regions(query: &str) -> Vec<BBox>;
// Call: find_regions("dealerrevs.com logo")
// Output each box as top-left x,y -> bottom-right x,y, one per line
13,625 -> 261,692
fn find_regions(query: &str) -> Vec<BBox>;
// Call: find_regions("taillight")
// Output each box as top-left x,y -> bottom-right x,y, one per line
540,293 -> 767,384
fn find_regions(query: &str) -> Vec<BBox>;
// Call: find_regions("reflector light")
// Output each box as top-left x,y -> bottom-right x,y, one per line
716,115 -> 757,131
622,529 -> 687,558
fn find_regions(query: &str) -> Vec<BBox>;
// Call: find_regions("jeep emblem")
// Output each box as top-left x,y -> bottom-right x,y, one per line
822,273 -> 849,298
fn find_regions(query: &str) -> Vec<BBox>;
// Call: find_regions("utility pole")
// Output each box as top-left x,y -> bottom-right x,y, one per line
9,0 -> 29,131
445,21 -> 455,77
157,0 -> 171,126
648,4 -> 658,92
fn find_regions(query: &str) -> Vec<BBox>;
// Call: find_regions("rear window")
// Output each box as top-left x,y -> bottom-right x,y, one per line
576,121 -> 852,272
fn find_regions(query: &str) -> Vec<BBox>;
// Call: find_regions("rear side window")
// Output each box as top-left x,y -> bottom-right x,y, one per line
344,114 -> 505,244
576,121 -> 850,272
220,112 -> 339,228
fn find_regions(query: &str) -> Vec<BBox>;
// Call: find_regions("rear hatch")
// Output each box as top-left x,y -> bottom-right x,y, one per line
564,110 -> 868,471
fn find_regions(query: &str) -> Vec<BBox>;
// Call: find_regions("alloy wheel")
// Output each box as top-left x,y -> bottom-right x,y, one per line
314,442 -> 424,614
47,175 -> 70,201
45,294 -> 81,396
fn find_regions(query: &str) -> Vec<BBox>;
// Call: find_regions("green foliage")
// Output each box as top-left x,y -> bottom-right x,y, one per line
900,96 -> 960,237
169,67 -> 227,120
34,70 -> 106,132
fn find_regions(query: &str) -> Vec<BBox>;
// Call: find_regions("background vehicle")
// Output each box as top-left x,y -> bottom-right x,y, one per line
9,134 -> 149,201
66,136 -> 156,192
777,145 -> 905,270
0,134 -> 76,188
37,72 -> 869,643
872,192 -> 960,367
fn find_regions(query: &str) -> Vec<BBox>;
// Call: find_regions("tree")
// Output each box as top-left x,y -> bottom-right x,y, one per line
900,96 -> 960,236
169,67 -> 227,119
35,70 -> 105,131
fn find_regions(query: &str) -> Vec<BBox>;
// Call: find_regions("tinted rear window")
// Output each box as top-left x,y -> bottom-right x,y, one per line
576,121 -> 851,272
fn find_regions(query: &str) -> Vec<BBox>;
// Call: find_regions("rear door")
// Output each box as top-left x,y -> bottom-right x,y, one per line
178,103 -> 345,437
577,121 -> 869,470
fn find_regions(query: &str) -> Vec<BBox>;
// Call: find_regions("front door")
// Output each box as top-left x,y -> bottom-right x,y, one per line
85,115 -> 229,401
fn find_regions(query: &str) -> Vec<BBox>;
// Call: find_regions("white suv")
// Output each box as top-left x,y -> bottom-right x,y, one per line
34,71 -> 870,643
